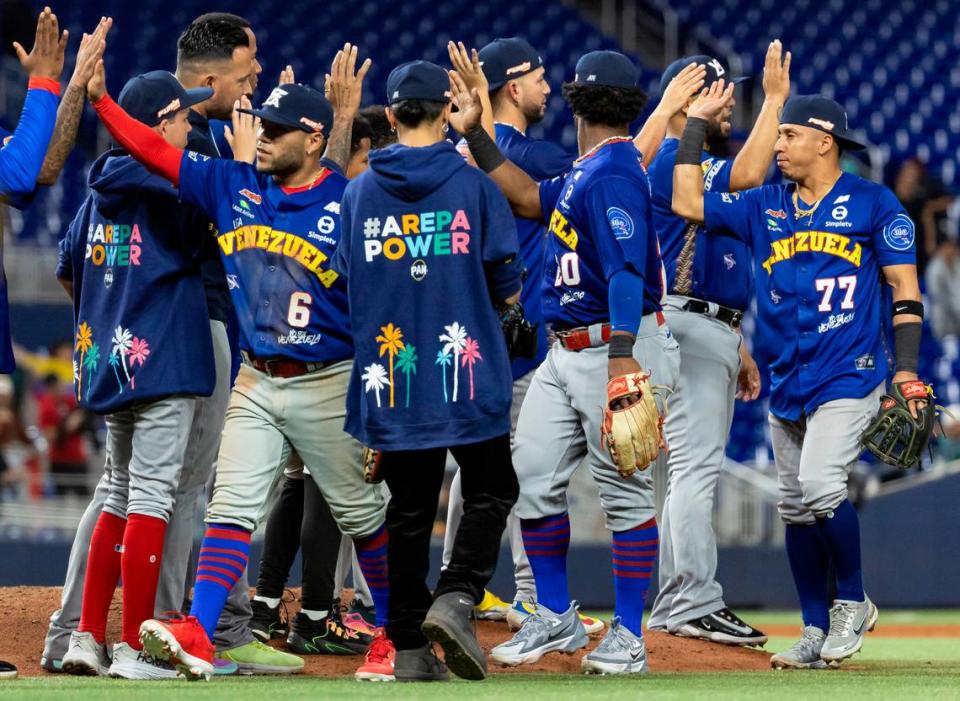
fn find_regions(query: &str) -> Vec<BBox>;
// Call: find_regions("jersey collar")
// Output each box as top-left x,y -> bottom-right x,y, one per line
574,136 -> 634,166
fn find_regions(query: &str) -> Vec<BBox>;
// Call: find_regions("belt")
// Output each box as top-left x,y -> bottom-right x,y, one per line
241,352 -> 343,378
680,298 -> 743,329
554,311 -> 665,351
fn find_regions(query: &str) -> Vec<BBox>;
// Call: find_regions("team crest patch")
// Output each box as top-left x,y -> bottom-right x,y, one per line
607,207 -> 634,240
855,354 -> 875,370
883,214 -> 915,251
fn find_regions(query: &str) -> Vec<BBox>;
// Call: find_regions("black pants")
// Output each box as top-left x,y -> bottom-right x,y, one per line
256,473 -> 341,611
382,433 -> 519,650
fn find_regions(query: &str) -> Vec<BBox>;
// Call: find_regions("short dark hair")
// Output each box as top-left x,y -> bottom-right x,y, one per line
560,83 -> 648,127
390,99 -> 446,129
351,116 -> 374,156
359,105 -> 396,148
177,12 -> 251,68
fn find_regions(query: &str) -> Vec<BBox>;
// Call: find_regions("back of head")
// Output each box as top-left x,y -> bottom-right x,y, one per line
359,105 -> 396,148
177,12 -> 251,70
386,61 -> 451,130
562,51 -> 647,127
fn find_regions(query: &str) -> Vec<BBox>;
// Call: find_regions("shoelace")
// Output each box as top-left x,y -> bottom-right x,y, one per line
366,634 -> 393,663
513,612 -> 555,642
788,628 -> 824,657
828,603 -> 857,636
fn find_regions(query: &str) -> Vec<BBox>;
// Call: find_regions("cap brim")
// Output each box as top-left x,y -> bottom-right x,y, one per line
180,86 -> 214,112
237,107 -> 313,132
836,135 -> 867,151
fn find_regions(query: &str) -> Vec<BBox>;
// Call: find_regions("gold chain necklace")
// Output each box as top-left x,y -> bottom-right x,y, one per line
792,189 -> 824,220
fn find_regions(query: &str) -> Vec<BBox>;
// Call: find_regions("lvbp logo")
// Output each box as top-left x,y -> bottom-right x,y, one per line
410,259 -> 428,281
883,214 -> 915,251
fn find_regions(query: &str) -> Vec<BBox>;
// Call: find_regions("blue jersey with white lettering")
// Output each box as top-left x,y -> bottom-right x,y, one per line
178,152 -> 353,363
649,138 -> 751,309
336,141 -> 522,451
537,138 -> 664,330
704,172 -> 916,420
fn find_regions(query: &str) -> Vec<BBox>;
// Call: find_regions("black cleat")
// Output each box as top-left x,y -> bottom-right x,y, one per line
395,644 -> 449,682
249,599 -> 287,642
286,609 -> 373,655
421,592 -> 486,680
674,608 -> 768,646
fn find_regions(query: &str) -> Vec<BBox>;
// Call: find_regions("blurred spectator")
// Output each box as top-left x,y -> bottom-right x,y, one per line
0,374 -> 33,497
894,157 -> 954,276
925,229 -> 960,340
935,404 -> 960,462
35,374 -> 93,496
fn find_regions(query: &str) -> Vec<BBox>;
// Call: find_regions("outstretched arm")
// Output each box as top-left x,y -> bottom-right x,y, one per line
633,62 -> 705,166
323,43 -> 371,172
451,71 -> 543,220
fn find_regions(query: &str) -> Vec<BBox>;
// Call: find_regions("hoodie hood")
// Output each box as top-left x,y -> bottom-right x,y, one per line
368,140 -> 467,201
87,148 -> 178,218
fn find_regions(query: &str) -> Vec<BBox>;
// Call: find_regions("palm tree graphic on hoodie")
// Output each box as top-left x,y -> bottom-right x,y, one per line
460,336 -> 483,401
439,322 -> 467,402
362,363 -> 390,408
435,349 -> 452,403
376,323 -> 405,408
395,343 -> 418,408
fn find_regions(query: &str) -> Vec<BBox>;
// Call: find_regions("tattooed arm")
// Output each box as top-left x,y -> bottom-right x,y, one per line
323,43 -> 370,171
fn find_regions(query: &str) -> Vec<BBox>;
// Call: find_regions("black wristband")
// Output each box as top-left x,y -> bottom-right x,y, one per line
893,299 -> 924,318
465,126 -> 506,173
894,321 -> 922,373
676,117 -> 708,166
608,333 -> 635,359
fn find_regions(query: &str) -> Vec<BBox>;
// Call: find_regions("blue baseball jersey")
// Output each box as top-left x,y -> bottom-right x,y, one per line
537,138 -> 664,330
649,138 -> 751,310
493,123 -> 575,379
57,151 -> 214,413
178,153 -> 353,363
704,172 -> 916,420
336,141 -> 522,451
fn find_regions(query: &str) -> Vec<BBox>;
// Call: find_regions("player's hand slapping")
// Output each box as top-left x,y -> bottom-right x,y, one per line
449,70 -> 483,132
68,17 -> 112,91
447,41 -> 494,138
15,6 -> 68,81
762,39 -> 791,105
86,56 -> 107,103
279,64 -> 295,86
225,96 -> 260,165
687,78 -> 736,122
656,61 -> 708,118
325,43 -> 372,121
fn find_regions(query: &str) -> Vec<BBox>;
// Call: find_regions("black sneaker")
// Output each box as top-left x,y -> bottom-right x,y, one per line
0,660 -> 17,679
250,599 -> 286,642
674,608 -> 768,646
286,609 -> 373,655
395,644 -> 449,682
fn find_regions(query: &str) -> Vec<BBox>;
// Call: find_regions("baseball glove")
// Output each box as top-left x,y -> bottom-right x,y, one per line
362,447 -> 383,484
600,371 -> 669,478
498,301 -> 538,360
861,380 -> 936,470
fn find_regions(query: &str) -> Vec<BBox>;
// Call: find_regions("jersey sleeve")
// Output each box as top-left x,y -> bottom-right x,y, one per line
0,82 -> 59,197
178,153 -> 243,219
584,175 -> 654,280
538,174 -> 566,223
703,187 -> 765,243
871,186 -> 917,267
702,155 -> 732,193
480,175 -> 523,299
56,214 -> 79,282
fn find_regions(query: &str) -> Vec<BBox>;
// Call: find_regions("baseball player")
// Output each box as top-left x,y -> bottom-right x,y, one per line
335,59 -> 523,683
41,13 -> 297,676
672,85 -> 925,668
459,51 -> 681,675
88,47 -> 395,682
57,71 -> 216,680
646,44 -> 792,646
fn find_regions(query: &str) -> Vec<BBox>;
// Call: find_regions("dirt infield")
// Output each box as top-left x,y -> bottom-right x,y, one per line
1,586 -> 955,677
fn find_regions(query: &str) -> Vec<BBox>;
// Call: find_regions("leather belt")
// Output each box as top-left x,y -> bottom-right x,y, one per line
242,352 -> 344,378
681,298 -> 743,329
554,311 -> 666,351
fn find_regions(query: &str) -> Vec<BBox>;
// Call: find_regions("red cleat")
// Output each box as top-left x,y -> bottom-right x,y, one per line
354,628 -> 396,682
139,615 -> 215,681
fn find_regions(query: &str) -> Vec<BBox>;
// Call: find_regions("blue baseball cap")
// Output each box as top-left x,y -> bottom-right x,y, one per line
238,84 -> 334,136
118,71 -> 213,127
780,94 -> 866,150
478,38 -> 543,91
571,51 -> 638,89
386,60 -> 451,105
659,55 -> 748,95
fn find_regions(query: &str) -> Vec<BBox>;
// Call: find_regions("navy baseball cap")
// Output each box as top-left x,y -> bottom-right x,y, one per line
478,38 -> 543,91
659,55 -> 748,95
238,84 -> 334,136
780,94 -> 866,150
118,71 -> 213,127
571,51 -> 638,89
386,60 -> 451,105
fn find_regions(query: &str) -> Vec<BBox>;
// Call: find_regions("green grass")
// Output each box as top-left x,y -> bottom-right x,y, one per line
4,613 -> 959,700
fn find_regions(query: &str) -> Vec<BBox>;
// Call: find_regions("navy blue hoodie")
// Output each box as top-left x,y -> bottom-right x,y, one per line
336,141 -> 522,450
57,150 -> 214,413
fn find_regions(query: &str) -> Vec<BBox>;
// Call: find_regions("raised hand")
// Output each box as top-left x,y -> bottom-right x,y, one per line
447,41 -> 487,93
659,61 -> 707,117
279,64 -> 295,86
224,96 -> 259,164
86,58 -> 106,102
325,43 -> 371,120
448,69 -> 483,133
14,6 -> 69,80
69,17 -> 112,89
762,39 -> 791,104
687,79 -> 735,122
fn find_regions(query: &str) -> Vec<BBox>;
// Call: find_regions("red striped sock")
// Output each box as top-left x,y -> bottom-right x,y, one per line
121,514 -> 167,648
78,511 -> 127,643
353,525 -> 389,627
611,517 -> 658,636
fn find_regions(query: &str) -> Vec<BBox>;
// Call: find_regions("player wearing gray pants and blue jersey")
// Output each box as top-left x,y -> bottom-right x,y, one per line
646,44 -> 791,646
673,86 -> 925,669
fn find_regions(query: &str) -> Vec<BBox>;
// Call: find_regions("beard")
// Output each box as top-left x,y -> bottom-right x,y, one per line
521,100 -> 547,125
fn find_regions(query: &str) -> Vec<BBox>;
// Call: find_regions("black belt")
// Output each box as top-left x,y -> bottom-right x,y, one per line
241,352 -> 345,378
681,299 -> 743,329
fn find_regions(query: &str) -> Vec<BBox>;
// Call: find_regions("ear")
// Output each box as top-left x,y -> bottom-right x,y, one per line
385,107 -> 399,130
508,79 -> 521,104
820,134 -> 836,157
442,103 -> 453,123
306,131 -> 325,157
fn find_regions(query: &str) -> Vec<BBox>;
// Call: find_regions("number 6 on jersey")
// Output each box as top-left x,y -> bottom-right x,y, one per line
288,291 -> 312,328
